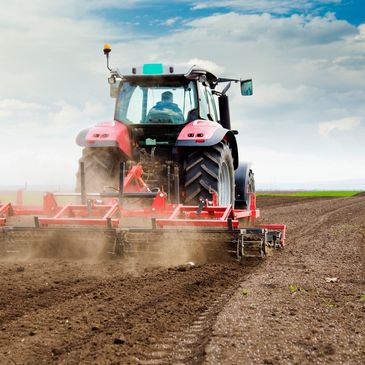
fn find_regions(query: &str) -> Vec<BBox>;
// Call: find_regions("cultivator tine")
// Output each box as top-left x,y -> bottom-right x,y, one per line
234,228 -> 284,260
1,223 -> 285,261
241,230 -> 267,258
113,229 -> 239,263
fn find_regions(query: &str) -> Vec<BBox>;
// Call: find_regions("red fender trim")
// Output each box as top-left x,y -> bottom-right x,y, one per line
77,121 -> 132,157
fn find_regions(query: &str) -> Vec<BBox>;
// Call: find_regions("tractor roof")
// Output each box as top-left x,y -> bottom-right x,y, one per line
111,64 -> 219,83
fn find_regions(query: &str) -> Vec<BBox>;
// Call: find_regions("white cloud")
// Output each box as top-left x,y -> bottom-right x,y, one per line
355,24 -> 365,41
318,117 -> 362,137
0,99 -> 48,118
187,58 -> 224,74
191,0 -> 341,14
184,12 -> 356,45
164,17 -> 180,26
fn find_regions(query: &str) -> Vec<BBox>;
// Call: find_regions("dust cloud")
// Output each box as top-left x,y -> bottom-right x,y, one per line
1,225 -> 233,272
0,229 -> 115,262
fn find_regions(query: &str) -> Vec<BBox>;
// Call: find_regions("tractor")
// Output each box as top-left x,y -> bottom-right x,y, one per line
76,44 -> 255,210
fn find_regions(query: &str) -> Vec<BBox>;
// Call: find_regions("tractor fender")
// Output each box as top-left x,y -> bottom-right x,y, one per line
235,162 -> 254,209
176,119 -> 239,169
75,121 -> 132,157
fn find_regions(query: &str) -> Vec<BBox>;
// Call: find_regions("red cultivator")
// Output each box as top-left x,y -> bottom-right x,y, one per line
0,163 -> 285,261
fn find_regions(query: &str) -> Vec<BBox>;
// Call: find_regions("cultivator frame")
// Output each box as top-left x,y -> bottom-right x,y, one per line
0,163 -> 286,260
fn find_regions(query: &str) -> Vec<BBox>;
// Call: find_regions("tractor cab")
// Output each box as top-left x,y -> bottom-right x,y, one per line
108,62 -> 224,147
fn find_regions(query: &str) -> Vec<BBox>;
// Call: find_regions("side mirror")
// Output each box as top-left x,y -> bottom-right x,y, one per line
240,79 -> 253,96
110,80 -> 120,98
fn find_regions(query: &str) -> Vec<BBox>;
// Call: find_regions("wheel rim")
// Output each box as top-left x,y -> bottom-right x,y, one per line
218,161 -> 231,205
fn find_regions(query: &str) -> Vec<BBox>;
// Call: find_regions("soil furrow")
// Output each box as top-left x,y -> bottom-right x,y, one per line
205,196 -> 365,365
0,196 -> 364,365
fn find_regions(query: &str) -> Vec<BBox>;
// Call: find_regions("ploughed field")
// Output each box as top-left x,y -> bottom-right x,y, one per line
0,195 -> 364,364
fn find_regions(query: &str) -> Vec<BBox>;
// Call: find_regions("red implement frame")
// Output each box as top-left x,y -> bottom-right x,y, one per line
0,165 -> 285,243
156,204 -> 237,228
38,202 -> 120,228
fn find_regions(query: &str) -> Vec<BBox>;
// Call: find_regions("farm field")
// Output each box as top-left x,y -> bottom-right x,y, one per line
0,195 -> 364,364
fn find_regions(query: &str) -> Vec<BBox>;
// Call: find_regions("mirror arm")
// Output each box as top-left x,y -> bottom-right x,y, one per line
217,77 -> 240,83
221,82 -> 231,96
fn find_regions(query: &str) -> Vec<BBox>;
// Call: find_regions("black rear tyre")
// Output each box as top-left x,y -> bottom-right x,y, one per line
184,142 -> 235,206
76,147 -> 124,192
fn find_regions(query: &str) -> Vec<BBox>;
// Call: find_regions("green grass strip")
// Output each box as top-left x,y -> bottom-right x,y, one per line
257,191 -> 361,197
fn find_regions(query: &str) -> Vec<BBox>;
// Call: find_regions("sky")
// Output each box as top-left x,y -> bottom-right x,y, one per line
0,0 -> 364,189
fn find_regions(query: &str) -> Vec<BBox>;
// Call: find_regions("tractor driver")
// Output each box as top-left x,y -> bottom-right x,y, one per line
145,91 -> 184,124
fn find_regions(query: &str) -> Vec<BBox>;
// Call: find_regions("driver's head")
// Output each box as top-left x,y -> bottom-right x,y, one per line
161,91 -> 173,103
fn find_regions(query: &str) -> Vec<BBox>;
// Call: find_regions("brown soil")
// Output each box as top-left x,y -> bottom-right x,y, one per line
256,195 -> 336,209
0,196 -> 364,364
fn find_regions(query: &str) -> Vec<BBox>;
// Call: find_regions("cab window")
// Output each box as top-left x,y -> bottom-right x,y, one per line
115,80 -> 197,124
206,87 -> 218,122
197,82 -> 210,120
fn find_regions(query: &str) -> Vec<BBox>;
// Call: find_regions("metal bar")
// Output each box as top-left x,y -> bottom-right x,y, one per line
137,176 -> 151,192
227,218 -> 233,231
3,225 -> 240,234
51,192 -> 159,198
12,207 -> 48,215
80,161 -> 86,205
102,202 -> 119,219
0,203 -> 11,225
168,204 -> 183,220
234,209 -> 260,219
123,165 -> 142,190
114,192 -> 158,198
0,203 -> 11,215
53,204 -> 72,219
174,165 -> 180,204
155,218 -> 239,228
119,162 -> 125,205
167,164 -> 171,203
220,204 -> 233,221
37,217 -> 119,227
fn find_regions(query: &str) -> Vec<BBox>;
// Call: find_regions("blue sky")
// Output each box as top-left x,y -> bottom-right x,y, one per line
0,0 -> 364,189
95,0 -> 365,34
